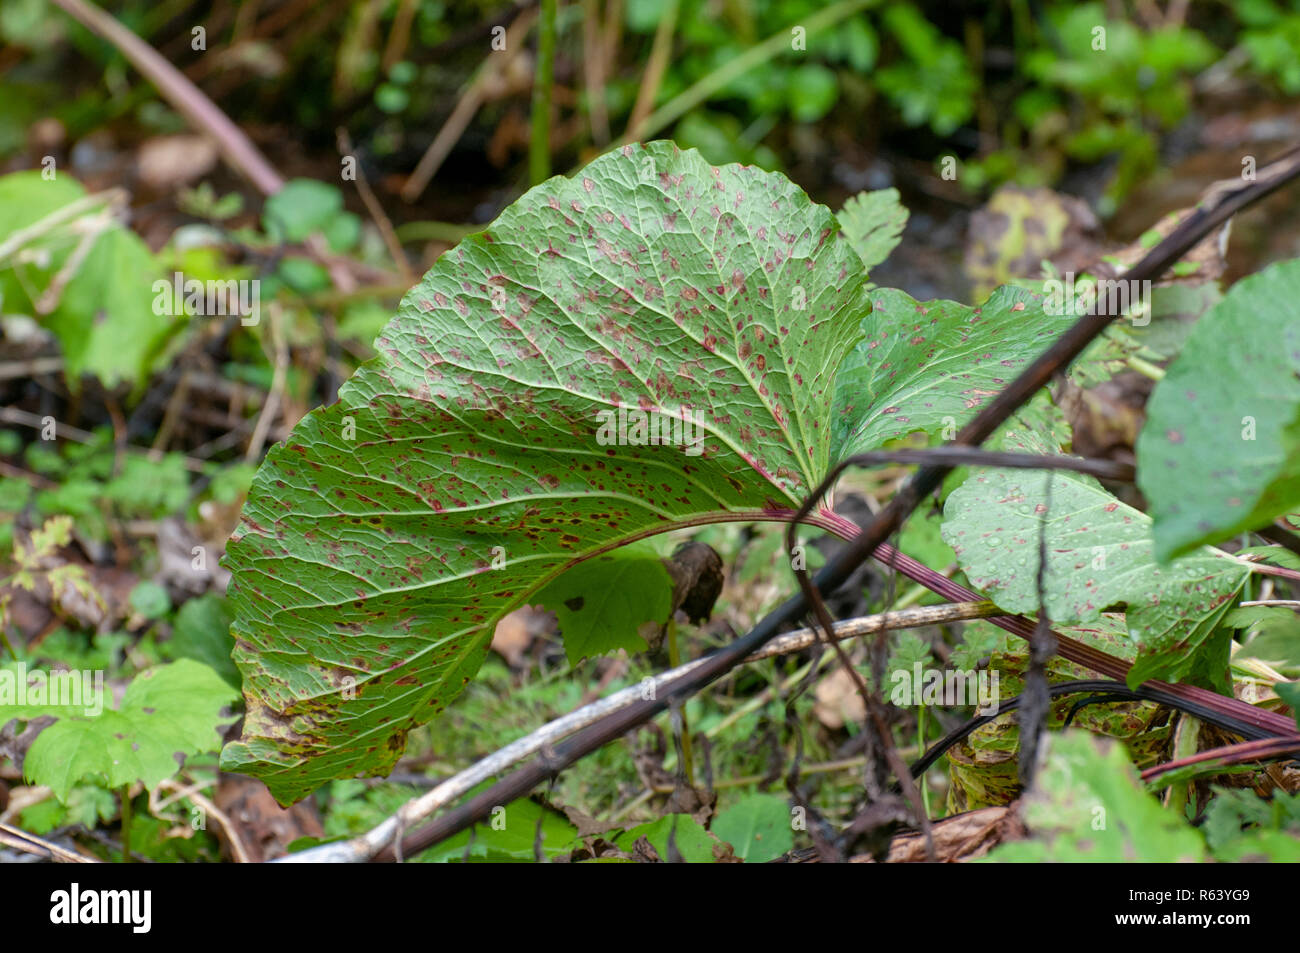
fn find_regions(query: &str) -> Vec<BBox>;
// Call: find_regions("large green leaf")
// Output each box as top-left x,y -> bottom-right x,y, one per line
1138,259 -> 1300,561
831,285 -> 1074,460
941,424 -> 1248,687
221,142 -> 870,802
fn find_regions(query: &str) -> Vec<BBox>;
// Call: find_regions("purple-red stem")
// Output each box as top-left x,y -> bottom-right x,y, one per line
793,507 -> 1299,739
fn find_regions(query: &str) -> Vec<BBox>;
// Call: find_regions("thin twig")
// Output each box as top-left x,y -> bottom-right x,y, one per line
1257,523 -> 1300,560
1019,472 -> 1056,787
337,128 -> 413,284
245,305 -> 288,462
580,0 -> 610,145
381,0 -> 419,72
154,779 -> 252,864
33,208 -> 115,314
0,189 -> 125,265
625,0 -> 678,139
0,406 -> 207,473
402,9 -> 537,202
0,357 -> 64,382
787,473 -> 937,859
48,0 -> 284,195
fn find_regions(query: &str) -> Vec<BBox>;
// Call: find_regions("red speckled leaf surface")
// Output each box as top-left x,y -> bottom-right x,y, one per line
941,424 -> 1248,689
220,142 -> 869,802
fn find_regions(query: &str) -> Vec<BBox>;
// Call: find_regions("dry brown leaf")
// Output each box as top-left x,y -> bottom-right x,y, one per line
213,772 -> 324,863
813,666 -> 866,729
851,805 -> 1027,862
136,135 -> 219,190
490,608 -> 533,667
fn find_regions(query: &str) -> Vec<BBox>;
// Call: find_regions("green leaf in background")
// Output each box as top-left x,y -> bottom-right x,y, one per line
420,796 -> 581,862
831,285 -> 1075,461
624,0 -> 672,34
20,785 -> 117,836
276,256 -> 331,293
613,813 -> 717,862
11,629 -> 128,676
672,111 -> 780,169
735,522 -> 824,585
898,508 -> 957,569
786,64 -> 838,123
170,593 -> 240,689
711,793 -> 793,862
874,2 -> 976,136
836,187 -> 908,277
1209,828 -> 1300,862
984,730 -> 1206,862
824,16 -> 878,72
533,540 -> 674,664
1131,280 -> 1222,361
886,630 -> 932,674
1227,602 -> 1300,673
1275,681 -> 1300,730
22,660 -> 238,801
128,580 -> 171,620
0,0 -> 66,49
941,424 -> 1248,688
1138,259 -> 1300,561
103,453 -> 191,517
1201,786 -> 1300,862
324,211 -> 362,252
948,620 -> 1007,670
221,142 -> 871,802
0,171 -> 178,390
263,178 -> 344,242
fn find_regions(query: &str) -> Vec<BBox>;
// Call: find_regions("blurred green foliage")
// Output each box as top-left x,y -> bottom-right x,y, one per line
1,0 -> 1294,209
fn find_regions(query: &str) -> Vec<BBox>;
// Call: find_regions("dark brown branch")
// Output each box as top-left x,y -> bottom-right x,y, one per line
831,448 -> 1135,482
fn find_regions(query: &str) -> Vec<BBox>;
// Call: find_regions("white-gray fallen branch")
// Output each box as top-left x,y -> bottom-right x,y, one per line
279,599 -> 996,863
0,820 -> 94,863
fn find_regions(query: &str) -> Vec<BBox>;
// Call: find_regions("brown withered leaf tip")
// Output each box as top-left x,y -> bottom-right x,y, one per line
663,540 -> 725,625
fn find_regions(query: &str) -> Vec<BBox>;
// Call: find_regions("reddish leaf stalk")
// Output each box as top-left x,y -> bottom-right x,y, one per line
797,507 -> 1298,740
